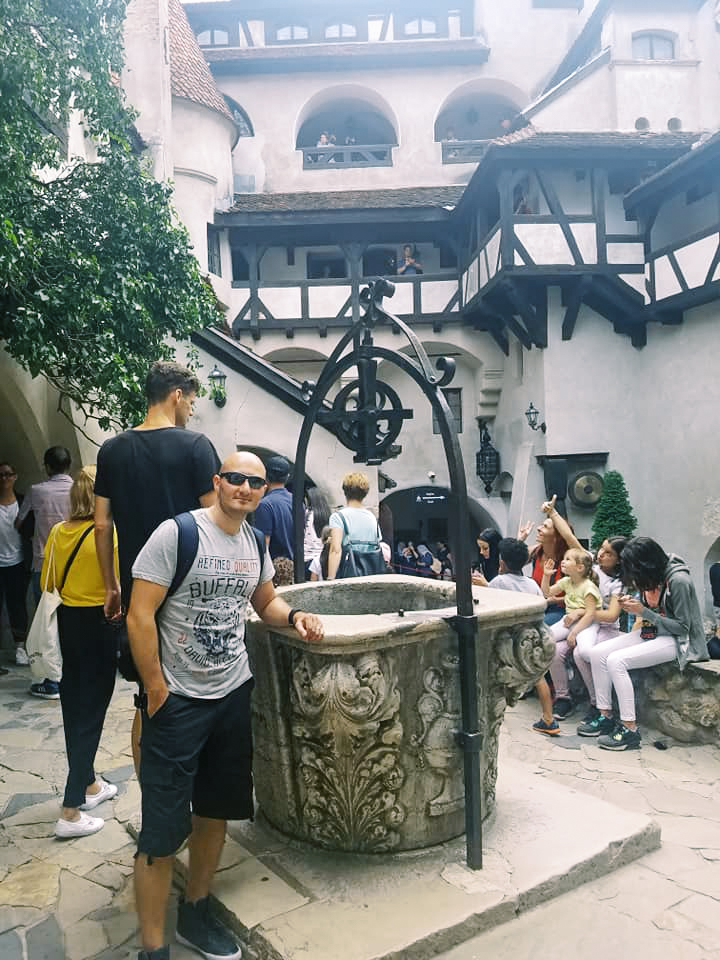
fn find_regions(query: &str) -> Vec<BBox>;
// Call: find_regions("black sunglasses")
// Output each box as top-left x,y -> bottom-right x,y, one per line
219,472 -> 267,490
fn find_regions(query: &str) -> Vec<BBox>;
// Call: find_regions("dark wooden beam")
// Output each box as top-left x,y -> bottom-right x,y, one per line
535,170 -> 584,264
666,249 -> 689,293
503,312 -> 533,350
561,276 -> 592,341
592,169 -> 607,264
513,234 -> 534,266
498,170 -> 515,270
704,238 -> 720,286
501,280 -> 543,347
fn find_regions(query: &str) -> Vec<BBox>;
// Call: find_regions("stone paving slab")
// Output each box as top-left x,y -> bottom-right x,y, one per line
207,759 -> 659,960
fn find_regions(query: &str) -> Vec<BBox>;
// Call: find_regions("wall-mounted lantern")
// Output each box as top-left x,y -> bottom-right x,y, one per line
524,402 -> 546,434
208,365 -> 227,408
476,420 -> 500,494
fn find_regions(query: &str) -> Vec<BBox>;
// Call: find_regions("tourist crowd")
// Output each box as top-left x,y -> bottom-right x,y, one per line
0,360 -> 717,960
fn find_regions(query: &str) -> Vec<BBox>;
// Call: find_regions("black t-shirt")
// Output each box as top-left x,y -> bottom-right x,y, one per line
94,427 -> 220,597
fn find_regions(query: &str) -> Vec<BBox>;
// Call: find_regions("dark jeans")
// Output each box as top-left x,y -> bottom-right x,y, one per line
0,562 -> 29,641
57,605 -> 117,809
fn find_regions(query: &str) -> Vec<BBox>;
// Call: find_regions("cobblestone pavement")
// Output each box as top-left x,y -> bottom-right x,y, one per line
1,662 -> 719,959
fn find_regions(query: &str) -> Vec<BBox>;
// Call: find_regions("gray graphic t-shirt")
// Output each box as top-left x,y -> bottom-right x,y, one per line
132,509 -> 274,699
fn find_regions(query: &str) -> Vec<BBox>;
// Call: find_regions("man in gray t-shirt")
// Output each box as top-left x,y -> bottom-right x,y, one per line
132,509 -> 271,699
127,451 -> 323,960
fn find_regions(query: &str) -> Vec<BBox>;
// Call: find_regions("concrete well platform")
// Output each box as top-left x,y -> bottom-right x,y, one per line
183,758 -> 660,960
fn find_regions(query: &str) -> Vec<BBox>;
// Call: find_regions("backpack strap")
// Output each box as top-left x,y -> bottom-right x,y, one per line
169,512 -> 200,596
249,523 -> 266,569
339,512 -> 350,541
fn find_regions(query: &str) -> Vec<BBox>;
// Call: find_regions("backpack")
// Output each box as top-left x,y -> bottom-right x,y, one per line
335,512 -> 387,579
117,513 -> 265,682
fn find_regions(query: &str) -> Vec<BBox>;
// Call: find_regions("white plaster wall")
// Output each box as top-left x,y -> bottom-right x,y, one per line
607,5 -> 697,62
190,342 -> 360,507
536,289 -> 720,593
478,0 -> 602,96
490,341 -> 547,539
530,67 -> 616,131
652,191 -> 720,252
0,350 -> 105,489
231,325 -> 506,527
171,99 -> 236,267
218,68 -> 531,195
123,0 -> 173,181
611,62 -> 701,132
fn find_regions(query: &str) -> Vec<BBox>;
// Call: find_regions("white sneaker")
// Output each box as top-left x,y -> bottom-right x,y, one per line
55,811 -> 104,839
15,646 -> 29,666
80,777 -> 118,810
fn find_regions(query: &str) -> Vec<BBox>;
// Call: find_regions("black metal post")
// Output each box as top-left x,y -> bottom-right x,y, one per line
291,280 -> 485,869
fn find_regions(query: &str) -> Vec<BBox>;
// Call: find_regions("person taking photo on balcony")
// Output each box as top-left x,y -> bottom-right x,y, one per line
397,244 -> 423,275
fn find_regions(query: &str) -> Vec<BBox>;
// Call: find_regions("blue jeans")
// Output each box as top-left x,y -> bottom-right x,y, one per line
544,606 -> 564,627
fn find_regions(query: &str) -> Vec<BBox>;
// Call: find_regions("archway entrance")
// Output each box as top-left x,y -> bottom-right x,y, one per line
381,485 -> 498,557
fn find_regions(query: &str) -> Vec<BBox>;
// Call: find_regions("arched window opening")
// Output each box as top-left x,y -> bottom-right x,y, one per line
404,18 -> 437,36
196,28 -> 228,47
326,23 -> 357,40
297,97 -> 397,169
223,96 -> 254,137
435,92 -> 520,162
632,32 -> 675,60
275,24 -> 309,43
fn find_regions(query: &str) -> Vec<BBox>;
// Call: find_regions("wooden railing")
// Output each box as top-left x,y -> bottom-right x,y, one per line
230,273 -> 461,336
441,139 -> 490,164
301,144 -> 394,169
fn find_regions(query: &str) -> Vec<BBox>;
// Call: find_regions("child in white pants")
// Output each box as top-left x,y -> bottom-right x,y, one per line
543,549 -> 601,720
573,537 -> 628,730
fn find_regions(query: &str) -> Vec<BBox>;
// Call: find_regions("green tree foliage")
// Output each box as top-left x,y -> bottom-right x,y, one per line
0,0 -> 219,430
590,470 -> 638,550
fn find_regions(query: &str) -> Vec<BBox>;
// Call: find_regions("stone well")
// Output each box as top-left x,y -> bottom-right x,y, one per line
246,575 -> 551,853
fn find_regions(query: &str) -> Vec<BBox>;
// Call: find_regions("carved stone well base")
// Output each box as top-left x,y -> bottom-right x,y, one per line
246,575 -> 551,853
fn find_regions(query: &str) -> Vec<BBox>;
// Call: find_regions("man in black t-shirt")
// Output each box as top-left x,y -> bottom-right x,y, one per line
94,360 -> 220,771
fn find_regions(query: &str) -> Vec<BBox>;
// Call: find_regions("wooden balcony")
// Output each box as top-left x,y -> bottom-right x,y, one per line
301,144 -> 394,169
441,139 -> 490,164
230,273 -> 461,339
463,215 -> 648,349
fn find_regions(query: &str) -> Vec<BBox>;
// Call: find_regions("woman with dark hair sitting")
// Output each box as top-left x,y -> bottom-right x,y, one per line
472,528 -> 502,585
588,537 -> 708,751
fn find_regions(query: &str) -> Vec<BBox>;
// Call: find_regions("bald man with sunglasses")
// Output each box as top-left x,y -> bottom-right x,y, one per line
127,451 -> 323,960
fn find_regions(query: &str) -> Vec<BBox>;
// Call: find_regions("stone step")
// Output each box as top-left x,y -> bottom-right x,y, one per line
179,759 -> 660,960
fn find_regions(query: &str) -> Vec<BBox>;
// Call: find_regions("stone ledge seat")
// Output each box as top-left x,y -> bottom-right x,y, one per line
633,658 -> 720,744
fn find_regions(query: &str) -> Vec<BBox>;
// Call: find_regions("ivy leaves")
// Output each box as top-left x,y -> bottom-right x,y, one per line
0,0 -> 218,430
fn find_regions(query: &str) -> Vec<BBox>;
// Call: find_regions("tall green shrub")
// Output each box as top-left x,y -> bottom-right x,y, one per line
590,470 -> 638,550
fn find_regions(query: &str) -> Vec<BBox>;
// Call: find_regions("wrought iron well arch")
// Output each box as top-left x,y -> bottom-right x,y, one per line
292,279 -> 486,869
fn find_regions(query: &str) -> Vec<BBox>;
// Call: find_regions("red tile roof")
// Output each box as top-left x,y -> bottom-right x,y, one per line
169,0 -> 233,123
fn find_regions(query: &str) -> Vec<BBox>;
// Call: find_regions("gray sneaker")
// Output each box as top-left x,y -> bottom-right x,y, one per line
598,725 -> 642,751
176,896 -> 242,960
138,948 -> 170,960
577,714 -> 616,737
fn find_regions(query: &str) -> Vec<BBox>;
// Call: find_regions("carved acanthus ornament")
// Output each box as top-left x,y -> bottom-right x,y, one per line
290,651 -> 406,852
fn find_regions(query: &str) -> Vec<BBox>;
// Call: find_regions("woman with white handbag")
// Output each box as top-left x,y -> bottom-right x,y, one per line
40,466 -> 120,838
